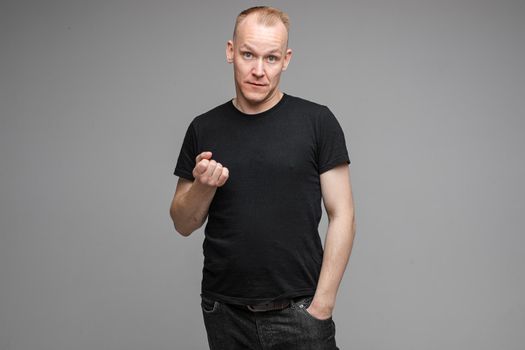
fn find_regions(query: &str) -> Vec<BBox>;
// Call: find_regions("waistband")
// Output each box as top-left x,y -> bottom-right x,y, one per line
245,295 -> 311,312
246,299 -> 290,312
201,294 -> 312,312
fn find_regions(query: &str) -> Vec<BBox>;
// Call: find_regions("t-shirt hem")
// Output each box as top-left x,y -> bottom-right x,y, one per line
318,153 -> 351,174
174,168 -> 194,181
200,289 -> 316,306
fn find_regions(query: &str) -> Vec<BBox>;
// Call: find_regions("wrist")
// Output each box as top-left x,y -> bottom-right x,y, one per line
311,287 -> 336,309
191,179 -> 218,195
310,296 -> 335,312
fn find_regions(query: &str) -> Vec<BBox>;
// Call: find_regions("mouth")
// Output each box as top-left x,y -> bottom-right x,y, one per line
247,82 -> 268,87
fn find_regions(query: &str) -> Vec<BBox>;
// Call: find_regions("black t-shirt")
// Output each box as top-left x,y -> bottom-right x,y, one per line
174,93 -> 350,305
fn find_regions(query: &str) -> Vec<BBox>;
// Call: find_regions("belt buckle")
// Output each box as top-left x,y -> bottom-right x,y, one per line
246,299 -> 290,312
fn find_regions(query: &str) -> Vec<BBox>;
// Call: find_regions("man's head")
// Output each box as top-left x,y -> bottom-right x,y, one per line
226,6 -> 292,113
232,6 -> 290,47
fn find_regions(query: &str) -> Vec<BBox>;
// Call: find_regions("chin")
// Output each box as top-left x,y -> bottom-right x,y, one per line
241,91 -> 269,105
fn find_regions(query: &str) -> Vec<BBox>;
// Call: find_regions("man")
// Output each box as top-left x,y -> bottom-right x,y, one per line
170,6 -> 355,350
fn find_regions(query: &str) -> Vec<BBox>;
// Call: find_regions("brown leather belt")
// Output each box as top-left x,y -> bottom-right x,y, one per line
246,298 -> 291,312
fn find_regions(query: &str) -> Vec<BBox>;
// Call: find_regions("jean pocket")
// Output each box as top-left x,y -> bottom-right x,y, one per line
295,296 -> 313,309
201,296 -> 219,313
298,297 -> 333,322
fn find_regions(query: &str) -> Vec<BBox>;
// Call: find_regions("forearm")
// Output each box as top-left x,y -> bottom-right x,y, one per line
312,213 -> 356,310
170,181 -> 217,236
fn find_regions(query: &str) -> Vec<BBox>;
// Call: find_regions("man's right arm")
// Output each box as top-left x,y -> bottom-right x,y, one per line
170,151 -> 229,237
169,178 -> 217,236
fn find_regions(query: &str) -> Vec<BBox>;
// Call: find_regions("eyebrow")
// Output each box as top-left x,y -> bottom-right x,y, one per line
239,44 -> 282,55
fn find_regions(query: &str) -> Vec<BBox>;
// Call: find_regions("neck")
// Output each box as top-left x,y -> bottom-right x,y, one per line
233,91 -> 284,115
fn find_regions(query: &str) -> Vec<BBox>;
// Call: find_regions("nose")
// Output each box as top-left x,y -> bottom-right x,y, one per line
252,58 -> 265,78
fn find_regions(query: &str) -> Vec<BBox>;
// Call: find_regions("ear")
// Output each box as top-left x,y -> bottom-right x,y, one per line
226,40 -> 234,63
281,48 -> 293,71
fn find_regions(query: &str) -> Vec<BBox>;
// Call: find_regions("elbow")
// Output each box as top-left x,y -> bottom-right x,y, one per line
169,196 -> 208,237
174,219 -> 203,237
326,207 -> 354,223
170,206 -> 193,237
327,208 -> 356,236
171,213 -> 195,237
170,208 -> 200,237
174,223 -> 193,237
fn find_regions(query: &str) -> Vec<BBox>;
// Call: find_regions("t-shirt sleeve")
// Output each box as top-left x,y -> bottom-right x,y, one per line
173,121 -> 197,181
317,106 -> 351,174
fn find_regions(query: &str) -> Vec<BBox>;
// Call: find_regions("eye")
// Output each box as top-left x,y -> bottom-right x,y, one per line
267,55 -> 278,63
242,52 -> 253,59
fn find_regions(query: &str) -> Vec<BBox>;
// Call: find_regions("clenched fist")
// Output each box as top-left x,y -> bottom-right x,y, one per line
192,151 -> 229,187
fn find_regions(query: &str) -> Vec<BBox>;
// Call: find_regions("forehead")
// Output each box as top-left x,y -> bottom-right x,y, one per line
235,15 -> 288,51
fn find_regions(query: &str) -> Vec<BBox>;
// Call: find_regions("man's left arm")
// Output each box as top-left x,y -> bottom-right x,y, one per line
307,163 -> 356,320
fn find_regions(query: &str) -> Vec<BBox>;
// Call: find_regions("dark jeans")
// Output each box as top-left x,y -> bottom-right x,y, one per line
201,295 -> 340,350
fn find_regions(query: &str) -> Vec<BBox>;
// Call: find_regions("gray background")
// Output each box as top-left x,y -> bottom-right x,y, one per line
1,0 -> 524,349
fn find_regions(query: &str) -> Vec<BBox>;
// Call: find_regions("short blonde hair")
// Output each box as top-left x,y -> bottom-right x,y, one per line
233,6 -> 290,42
